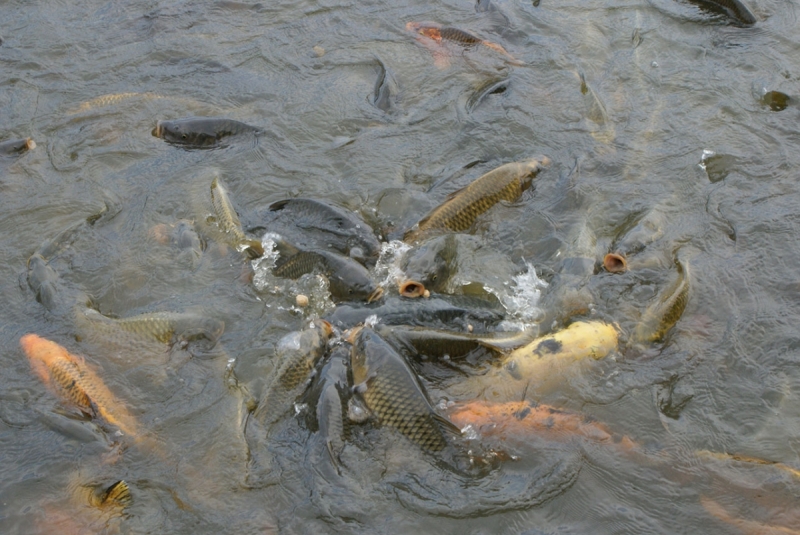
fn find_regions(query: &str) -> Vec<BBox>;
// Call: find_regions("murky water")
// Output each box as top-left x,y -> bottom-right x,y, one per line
2,0 -> 800,533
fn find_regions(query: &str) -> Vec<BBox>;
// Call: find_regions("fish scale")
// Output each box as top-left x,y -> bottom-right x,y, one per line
632,260 -> 690,344
273,249 -> 382,302
404,158 -> 549,243
439,27 -> 482,46
77,309 -> 225,345
21,334 -> 141,438
351,328 -> 459,452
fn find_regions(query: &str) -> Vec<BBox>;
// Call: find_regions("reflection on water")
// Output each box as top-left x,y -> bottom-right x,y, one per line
2,0 -> 800,533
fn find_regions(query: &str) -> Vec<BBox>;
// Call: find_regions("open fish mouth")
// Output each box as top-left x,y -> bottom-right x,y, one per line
367,287 -> 384,304
399,280 -> 425,298
151,121 -> 163,138
603,252 -> 627,273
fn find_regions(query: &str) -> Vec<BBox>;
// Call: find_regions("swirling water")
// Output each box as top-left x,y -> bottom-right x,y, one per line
2,0 -> 800,533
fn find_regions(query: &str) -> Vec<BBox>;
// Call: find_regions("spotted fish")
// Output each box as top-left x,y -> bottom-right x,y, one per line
350,327 -> 461,451
403,157 -> 550,243
406,21 -> 523,67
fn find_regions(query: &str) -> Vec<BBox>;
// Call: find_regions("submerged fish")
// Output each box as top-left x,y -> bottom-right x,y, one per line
325,294 -> 505,331
21,334 -> 142,439
448,400 -> 637,452
400,234 -> 458,297
404,157 -> 550,243
210,175 -> 264,258
254,320 -> 333,426
27,253 -> 62,311
273,249 -> 383,303
406,21 -> 523,67
75,308 -> 225,346
373,57 -> 400,113
632,259 -> 690,344
685,0 -> 756,25
350,327 -> 461,451
86,480 -> 133,509
67,92 -> 167,114
265,198 -> 381,264
695,450 -> 800,480
700,496 -> 800,535
152,117 -> 261,148
0,137 -> 36,156
376,324 -> 536,361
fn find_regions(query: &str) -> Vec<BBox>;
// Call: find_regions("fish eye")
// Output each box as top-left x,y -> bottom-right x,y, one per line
182,134 -> 187,139
431,275 -> 437,281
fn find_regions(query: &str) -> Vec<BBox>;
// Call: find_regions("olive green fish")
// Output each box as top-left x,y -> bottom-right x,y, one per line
0,137 -> 35,156
152,117 -> 261,148
210,175 -> 264,259
632,259 -> 690,344
76,308 -> 225,346
273,249 -> 383,303
350,327 -> 461,451
255,321 -> 333,426
403,157 -> 550,243
305,344 -> 351,470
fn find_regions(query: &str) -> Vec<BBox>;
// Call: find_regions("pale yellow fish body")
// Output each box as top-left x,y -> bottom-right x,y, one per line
452,321 -> 618,402
210,175 -> 264,258
66,92 -> 167,114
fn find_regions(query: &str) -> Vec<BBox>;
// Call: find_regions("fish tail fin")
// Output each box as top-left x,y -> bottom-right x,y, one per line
101,480 -> 132,508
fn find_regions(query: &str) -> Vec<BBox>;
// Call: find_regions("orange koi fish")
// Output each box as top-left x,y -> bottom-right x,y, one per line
448,400 -> 637,452
406,21 -> 523,68
21,333 -> 142,439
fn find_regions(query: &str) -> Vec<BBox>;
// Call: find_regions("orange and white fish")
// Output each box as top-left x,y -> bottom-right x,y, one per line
21,333 -> 142,440
406,21 -> 523,68
448,400 -> 637,452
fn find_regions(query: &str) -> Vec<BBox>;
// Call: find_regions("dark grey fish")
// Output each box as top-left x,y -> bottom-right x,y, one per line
401,234 -> 458,295
172,220 -> 205,266
264,198 -> 381,264
376,324 -> 536,361
612,208 -> 665,257
273,249 -> 383,303
152,117 -> 261,148
325,295 -> 505,331
0,137 -> 35,156
373,57 -> 399,113
304,345 -> 351,470
466,78 -> 510,113
685,0 -> 756,25
27,253 -> 61,311
351,327 -> 460,451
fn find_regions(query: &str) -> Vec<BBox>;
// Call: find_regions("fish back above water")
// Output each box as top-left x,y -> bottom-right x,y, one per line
351,327 -> 460,451
632,259 -> 690,344
273,249 -> 382,302
325,295 -> 505,331
305,345 -> 351,467
20,334 -> 142,439
685,0 -> 757,25
403,157 -> 550,243
75,308 -> 225,346
152,117 -> 261,148
265,197 -> 381,263
0,137 -> 36,156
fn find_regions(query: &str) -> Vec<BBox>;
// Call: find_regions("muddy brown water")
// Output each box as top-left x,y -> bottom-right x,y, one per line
1,0 -> 799,533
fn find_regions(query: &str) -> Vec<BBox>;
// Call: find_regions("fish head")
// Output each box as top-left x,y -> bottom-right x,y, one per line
401,234 -> 457,293
406,21 -> 443,41
350,327 -> 389,385
328,268 -> 382,303
519,155 -> 551,190
153,119 -> 219,147
20,334 -> 76,388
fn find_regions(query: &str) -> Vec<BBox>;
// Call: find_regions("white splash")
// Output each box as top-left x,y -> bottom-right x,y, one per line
699,149 -> 715,171
251,232 -> 282,291
492,261 -> 548,328
372,239 -> 413,291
